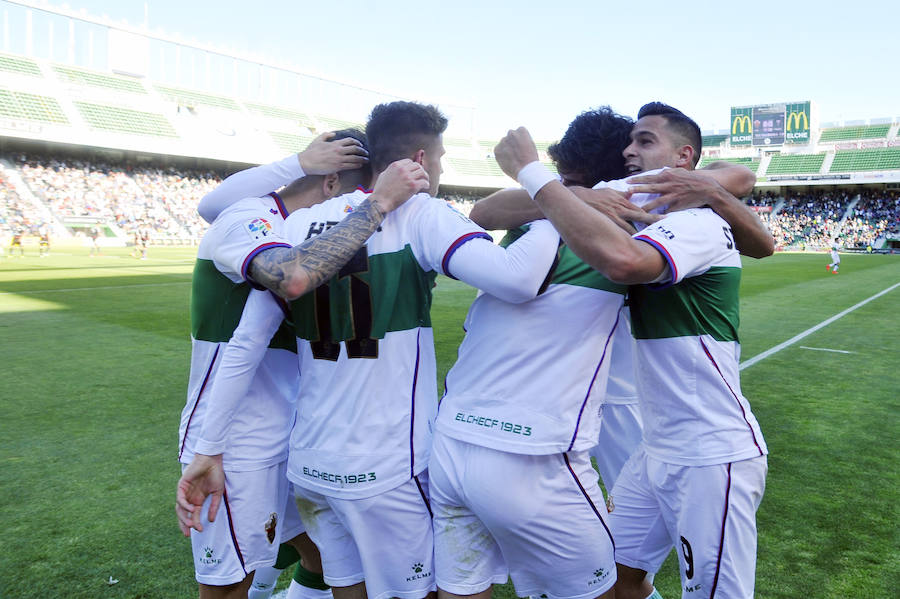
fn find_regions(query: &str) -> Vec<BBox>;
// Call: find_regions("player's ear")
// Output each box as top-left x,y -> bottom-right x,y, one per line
675,144 -> 694,169
413,149 -> 426,166
322,173 -> 340,198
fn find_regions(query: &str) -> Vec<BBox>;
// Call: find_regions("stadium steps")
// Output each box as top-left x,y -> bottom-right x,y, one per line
821,152 -> 836,173
769,198 -> 786,217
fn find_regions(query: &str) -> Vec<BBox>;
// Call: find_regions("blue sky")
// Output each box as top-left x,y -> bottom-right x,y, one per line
4,0 -> 897,139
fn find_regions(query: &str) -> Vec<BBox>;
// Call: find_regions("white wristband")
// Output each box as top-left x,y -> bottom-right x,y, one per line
516,161 -> 557,199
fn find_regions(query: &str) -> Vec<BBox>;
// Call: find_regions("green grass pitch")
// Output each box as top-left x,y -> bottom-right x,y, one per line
0,245 -> 898,598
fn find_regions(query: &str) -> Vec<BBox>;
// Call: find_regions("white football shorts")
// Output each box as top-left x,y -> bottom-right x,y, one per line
590,402 -> 643,491
430,432 -> 616,599
292,474 -> 435,599
608,447 -> 767,598
187,461 -> 294,585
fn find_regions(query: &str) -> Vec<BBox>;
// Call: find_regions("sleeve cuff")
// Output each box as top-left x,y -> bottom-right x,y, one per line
194,438 -> 226,456
516,161 -> 557,199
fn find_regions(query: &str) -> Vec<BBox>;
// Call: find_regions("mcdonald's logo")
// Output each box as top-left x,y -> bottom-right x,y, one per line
732,114 -> 751,134
786,110 -> 808,131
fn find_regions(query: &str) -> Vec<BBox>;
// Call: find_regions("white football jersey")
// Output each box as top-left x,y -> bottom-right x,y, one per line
630,208 -> 767,466
179,193 -> 299,471
283,190 -> 493,499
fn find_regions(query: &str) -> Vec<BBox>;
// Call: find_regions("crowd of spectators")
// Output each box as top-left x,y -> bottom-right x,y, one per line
749,188 -> 900,249
3,154 -> 899,251
12,154 -> 222,242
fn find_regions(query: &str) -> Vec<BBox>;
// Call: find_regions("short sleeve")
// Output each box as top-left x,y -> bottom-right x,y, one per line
633,208 -> 736,286
212,203 -> 292,285
403,194 -> 492,275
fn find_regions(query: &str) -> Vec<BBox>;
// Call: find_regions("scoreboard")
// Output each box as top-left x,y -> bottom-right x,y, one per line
730,101 -> 811,146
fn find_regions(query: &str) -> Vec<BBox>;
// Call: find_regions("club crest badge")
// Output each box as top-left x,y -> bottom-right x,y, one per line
264,512 -> 278,544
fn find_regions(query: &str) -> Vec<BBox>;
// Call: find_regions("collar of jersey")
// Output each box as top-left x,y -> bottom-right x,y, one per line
267,191 -> 289,218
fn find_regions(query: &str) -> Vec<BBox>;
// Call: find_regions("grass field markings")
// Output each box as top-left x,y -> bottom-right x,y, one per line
798,346 -> 855,354
739,279 -> 900,371
0,281 -> 190,295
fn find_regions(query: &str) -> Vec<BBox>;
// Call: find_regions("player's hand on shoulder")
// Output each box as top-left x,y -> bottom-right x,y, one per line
569,186 -> 655,233
494,127 -> 540,180
175,454 -> 225,537
629,168 -> 723,214
370,159 -> 430,213
298,131 -> 369,175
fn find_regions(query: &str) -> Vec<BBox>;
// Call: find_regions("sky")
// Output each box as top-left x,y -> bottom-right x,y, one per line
4,0 -> 898,140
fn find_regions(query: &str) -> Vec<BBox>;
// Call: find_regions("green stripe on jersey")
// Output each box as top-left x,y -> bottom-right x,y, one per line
289,245 -> 435,344
501,228 -> 626,294
628,266 -> 741,341
191,259 -> 297,352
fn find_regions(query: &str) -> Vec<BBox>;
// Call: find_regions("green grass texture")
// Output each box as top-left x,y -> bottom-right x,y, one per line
1,246 -> 898,598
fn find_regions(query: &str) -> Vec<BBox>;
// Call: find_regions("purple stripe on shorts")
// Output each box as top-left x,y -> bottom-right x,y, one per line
708,462 -> 733,598
562,453 -> 615,551
567,311 -> 620,451
409,329 -> 422,479
414,475 -> 432,518
222,488 -> 248,576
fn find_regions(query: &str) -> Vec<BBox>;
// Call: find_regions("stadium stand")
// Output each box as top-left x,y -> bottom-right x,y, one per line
154,84 -> 241,111
244,101 -> 316,128
702,134 -> 728,147
698,156 -> 761,173
0,53 -> 42,77
818,124 -> 891,143
268,131 -> 317,154
0,89 -> 69,124
447,156 -> 506,178
74,102 -> 178,137
53,65 -> 148,95
764,153 -> 826,175
830,148 -> 900,172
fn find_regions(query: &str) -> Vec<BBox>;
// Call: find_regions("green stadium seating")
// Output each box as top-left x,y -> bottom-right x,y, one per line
154,85 -> 240,111
0,89 -> 69,124
445,137 -> 473,148
74,101 -> 177,137
53,65 -> 147,94
702,134 -> 728,147
535,141 -> 552,152
313,115 -> 363,131
697,156 -> 760,173
0,53 -> 42,77
764,153 -> 826,175
269,131 -> 316,153
244,102 -> 316,128
818,125 -> 890,143
447,157 -> 505,178
829,148 -> 900,172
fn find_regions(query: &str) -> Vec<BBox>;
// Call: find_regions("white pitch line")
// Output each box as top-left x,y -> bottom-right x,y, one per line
798,346 -> 854,354
739,280 -> 900,371
0,281 -> 189,296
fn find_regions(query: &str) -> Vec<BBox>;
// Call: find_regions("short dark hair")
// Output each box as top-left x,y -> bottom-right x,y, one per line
331,128 -> 372,191
637,102 -> 702,166
547,107 -> 634,186
283,128 -> 372,195
366,101 -> 448,172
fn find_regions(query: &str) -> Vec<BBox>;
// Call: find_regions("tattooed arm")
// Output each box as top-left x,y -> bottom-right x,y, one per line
248,159 -> 429,300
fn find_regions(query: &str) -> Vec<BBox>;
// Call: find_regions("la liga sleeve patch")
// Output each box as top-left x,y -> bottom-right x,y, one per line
245,217 -> 275,242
